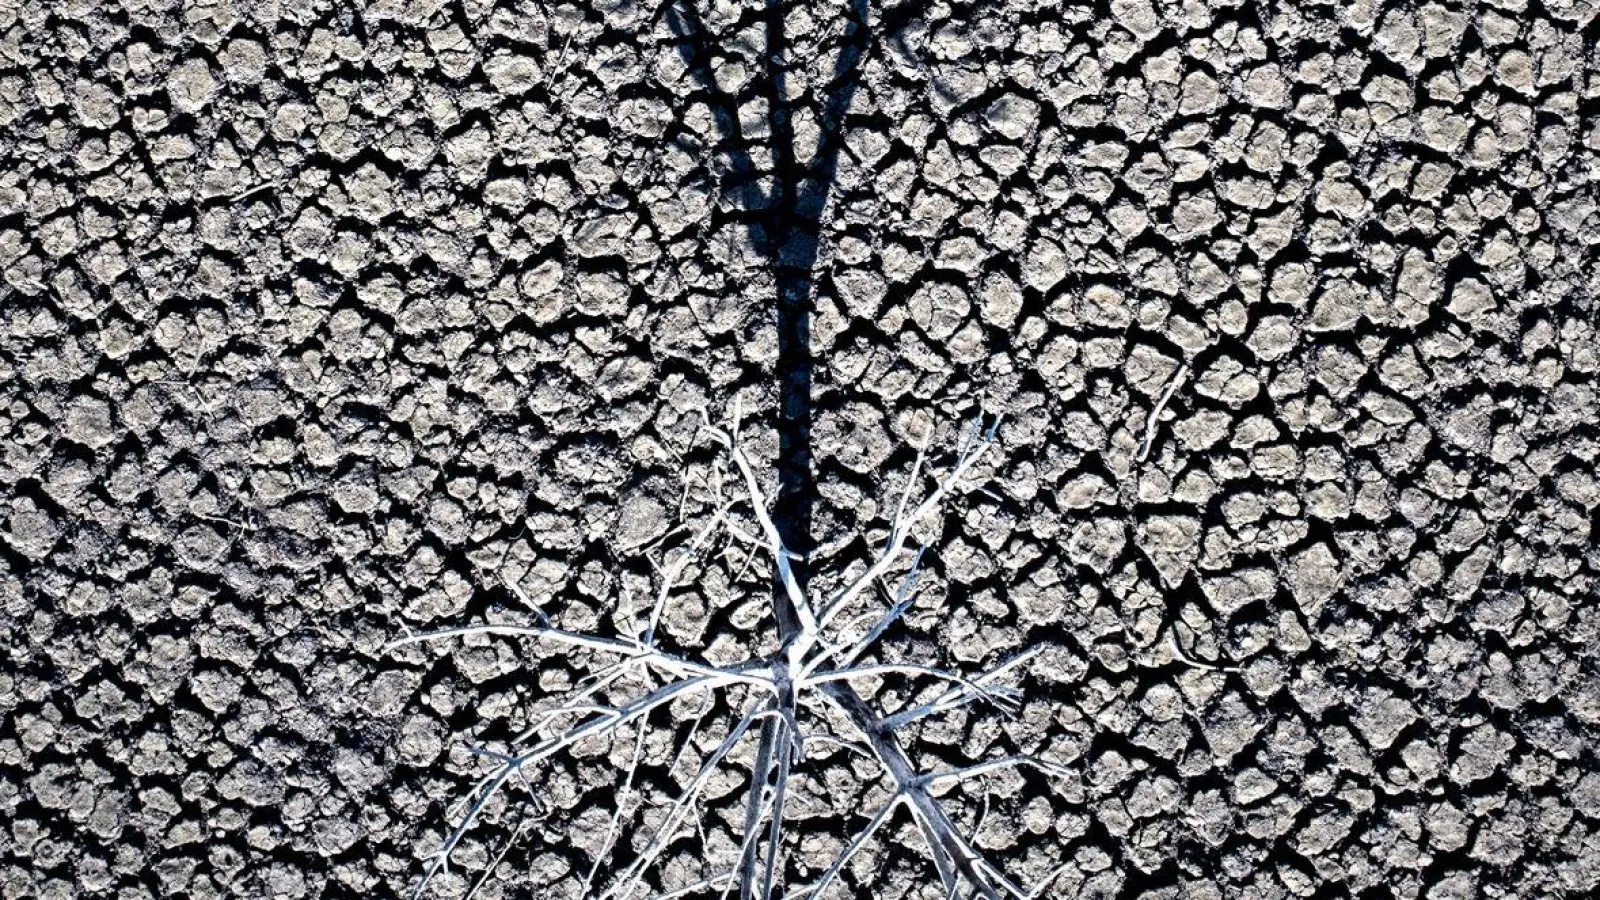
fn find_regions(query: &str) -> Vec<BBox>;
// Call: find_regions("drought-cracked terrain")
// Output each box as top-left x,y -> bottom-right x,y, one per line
3,0 -> 1600,898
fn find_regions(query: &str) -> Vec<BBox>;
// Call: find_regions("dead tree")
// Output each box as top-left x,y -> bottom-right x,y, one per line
393,1 -> 1069,896
393,411 -> 1070,898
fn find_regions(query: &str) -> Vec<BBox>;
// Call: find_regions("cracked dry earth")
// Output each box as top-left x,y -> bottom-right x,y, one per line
4,0 -> 1600,898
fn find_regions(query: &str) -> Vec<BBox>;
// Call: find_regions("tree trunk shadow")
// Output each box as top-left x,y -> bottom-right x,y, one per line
666,0 -> 873,609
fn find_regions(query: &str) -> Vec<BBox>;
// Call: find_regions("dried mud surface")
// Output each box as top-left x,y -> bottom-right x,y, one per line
3,1 -> 1600,898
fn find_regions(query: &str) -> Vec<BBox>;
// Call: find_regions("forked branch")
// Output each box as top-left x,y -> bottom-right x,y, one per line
393,410 -> 1066,899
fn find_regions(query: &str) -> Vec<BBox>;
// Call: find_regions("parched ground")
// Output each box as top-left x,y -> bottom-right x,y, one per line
3,0 -> 1600,898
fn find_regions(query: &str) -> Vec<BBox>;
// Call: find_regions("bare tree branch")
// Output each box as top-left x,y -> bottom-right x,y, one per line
395,411 -> 1057,900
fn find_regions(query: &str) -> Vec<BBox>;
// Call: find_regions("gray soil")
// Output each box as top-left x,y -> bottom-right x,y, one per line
3,0 -> 1600,898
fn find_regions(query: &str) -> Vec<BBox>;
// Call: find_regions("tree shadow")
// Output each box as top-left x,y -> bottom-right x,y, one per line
664,0 -> 873,611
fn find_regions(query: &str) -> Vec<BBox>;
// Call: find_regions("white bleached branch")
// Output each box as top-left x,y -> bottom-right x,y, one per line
1137,360 -> 1190,463
395,408 -> 1062,900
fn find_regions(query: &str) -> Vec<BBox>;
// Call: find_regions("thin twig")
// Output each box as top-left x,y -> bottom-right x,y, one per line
1168,626 -> 1240,674
229,179 -> 278,202
545,30 -> 576,89
397,407 -> 1048,900
816,415 -> 1002,633
463,818 -> 528,900
696,412 -> 817,637
1137,361 -> 1190,463
880,648 -> 1039,730
787,796 -> 902,900
583,722 -> 649,894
